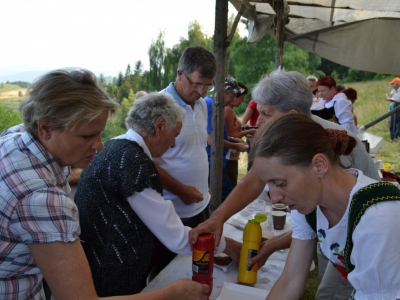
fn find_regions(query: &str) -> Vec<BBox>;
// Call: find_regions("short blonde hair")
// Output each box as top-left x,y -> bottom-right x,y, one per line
20,68 -> 119,138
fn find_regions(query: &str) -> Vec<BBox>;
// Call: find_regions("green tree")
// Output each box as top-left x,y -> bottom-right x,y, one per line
163,44 -> 183,85
147,30 -> 167,91
101,90 -> 136,142
98,73 -> 106,88
229,34 -> 276,89
130,60 -> 146,92
116,72 -> 124,87
180,21 -> 209,49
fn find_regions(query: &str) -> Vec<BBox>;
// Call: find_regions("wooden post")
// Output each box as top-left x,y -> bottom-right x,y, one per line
210,0 -> 228,212
274,0 -> 286,69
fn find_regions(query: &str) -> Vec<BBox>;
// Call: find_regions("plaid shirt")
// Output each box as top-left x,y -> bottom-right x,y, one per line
0,130 -> 80,300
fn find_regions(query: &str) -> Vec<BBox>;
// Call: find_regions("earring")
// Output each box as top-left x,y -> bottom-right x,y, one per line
318,174 -> 324,179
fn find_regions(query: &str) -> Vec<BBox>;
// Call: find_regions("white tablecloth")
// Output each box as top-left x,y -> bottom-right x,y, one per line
141,198 -> 293,299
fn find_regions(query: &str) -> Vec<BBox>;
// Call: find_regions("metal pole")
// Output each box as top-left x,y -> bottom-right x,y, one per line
359,105 -> 400,132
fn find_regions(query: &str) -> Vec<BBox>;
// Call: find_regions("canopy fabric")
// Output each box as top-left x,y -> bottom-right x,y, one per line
229,0 -> 400,75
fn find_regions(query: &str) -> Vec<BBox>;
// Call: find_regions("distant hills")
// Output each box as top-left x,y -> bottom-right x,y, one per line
0,70 -> 51,83
0,67 -> 117,84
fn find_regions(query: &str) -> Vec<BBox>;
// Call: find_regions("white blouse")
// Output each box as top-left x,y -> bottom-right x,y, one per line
292,169 -> 400,299
113,129 -> 226,255
323,93 -> 359,134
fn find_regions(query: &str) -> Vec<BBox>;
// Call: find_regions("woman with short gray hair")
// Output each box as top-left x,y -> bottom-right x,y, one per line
75,92 -> 239,297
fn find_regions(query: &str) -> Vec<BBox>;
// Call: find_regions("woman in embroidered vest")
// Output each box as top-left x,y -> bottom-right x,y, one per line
0,69 -> 215,300
317,75 -> 358,135
75,92 -> 240,298
250,113 -> 400,299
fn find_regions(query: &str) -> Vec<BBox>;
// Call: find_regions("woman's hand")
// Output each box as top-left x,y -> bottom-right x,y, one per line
248,231 -> 293,268
222,237 -> 242,263
177,185 -> 204,205
170,279 -> 210,300
189,215 -> 224,250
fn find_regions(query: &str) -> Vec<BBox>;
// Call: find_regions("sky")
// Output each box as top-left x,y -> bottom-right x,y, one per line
1,0 -> 242,77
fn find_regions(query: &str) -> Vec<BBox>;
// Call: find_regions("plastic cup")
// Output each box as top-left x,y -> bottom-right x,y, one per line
272,211 -> 286,230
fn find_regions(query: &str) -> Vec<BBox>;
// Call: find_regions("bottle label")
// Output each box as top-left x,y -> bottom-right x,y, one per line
246,249 -> 259,272
192,249 -> 210,274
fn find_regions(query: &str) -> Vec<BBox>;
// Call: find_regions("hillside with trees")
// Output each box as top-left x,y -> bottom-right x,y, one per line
1,17 -> 391,138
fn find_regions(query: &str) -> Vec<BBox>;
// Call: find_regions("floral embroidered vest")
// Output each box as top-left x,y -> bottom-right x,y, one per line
305,182 -> 400,277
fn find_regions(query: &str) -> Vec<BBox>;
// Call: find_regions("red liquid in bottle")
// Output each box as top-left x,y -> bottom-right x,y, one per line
192,233 -> 214,298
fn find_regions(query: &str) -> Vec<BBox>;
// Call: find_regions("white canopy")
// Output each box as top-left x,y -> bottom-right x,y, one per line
229,0 -> 400,75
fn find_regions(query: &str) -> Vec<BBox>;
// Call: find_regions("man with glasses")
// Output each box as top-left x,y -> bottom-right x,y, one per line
154,46 -> 216,227
150,46 -> 217,281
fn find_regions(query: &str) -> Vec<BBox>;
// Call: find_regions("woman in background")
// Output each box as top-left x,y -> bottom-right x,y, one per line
241,98 -> 259,171
318,75 -> 358,134
342,87 -> 358,128
224,82 -> 256,186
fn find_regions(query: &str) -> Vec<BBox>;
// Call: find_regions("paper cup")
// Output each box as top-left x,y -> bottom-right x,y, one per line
272,211 -> 286,230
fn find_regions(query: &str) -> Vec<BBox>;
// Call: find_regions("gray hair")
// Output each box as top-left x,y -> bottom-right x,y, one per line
177,46 -> 216,79
125,92 -> 185,137
252,71 -> 313,117
135,91 -> 147,99
306,75 -> 318,82
20,68 -> 119,139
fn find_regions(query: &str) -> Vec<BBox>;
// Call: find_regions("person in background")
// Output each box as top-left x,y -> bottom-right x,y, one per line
154,46 -> 215,227
241,98 -> 260,171
306,75 -> 319,99
241,99 -> 259,127
336,84 -> 346,92
205,76 -> 248,200
252,114 -> 400,299
151,46 -> 216,280
190,70 -> 380,300
386,77 -> 400,141
224,81 -> 256,187
342,87 -> 358,127
0,68 -> 208,300
136,90 -> 148,98
308,75 -> 333,120
318,75 -> 359,134
75,92 -> 240,297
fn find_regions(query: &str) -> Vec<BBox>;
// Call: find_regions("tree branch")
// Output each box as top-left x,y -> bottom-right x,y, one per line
225,0 -> 249,47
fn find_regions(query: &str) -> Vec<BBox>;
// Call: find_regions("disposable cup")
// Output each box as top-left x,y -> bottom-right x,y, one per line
272,211 -> 286,230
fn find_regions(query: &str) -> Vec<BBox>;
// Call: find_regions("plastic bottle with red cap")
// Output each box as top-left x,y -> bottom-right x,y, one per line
192,233 -> 214,298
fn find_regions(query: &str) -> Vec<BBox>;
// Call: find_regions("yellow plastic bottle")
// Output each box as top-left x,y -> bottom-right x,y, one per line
237,213 -> 267,285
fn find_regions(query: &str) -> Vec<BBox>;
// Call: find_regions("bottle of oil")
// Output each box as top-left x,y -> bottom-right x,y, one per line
237,213 -> 267,285
192,233 -> 214,298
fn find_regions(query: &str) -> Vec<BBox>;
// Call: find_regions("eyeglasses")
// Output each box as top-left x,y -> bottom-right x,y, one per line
184,73 -> 214,92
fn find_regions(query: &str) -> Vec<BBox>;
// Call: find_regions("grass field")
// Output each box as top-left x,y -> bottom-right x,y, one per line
0,84 -> 26,110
